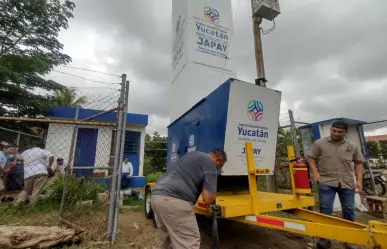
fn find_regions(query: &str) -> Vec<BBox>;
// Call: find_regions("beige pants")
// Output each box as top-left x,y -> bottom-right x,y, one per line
151,195 -> 200,249
16,174 -> 48,205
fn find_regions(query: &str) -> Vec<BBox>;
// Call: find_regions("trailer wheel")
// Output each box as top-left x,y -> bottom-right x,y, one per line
144,187 -> 154,219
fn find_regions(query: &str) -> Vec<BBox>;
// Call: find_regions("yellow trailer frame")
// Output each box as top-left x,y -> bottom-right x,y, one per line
145,142 -> 387,248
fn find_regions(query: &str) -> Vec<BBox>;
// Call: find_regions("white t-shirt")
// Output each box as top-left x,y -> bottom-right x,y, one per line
20,147 -> 53,179
122,161 -> 133,176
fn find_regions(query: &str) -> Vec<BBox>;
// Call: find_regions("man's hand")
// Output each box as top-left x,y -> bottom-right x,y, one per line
355,181 -> 363,193
312,172 -> 320,184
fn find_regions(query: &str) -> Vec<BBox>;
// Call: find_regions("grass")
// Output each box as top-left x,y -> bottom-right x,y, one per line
145,172 -> 163,183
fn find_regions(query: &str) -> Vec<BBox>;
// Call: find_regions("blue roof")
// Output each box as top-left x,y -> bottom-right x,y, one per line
44,107 -> 148,126
299,117 -> 366,129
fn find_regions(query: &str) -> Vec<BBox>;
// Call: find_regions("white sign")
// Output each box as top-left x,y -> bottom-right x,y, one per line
223,80 -> 281,176
172,0 -> 188,77
194,17 -> 230,58
173,15 -> 186,70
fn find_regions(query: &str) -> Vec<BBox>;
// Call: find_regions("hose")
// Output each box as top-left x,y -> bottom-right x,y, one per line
212,203 -> 219,249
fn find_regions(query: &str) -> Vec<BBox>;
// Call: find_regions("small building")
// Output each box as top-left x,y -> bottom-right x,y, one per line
298,117 -> 368,157
299,117 -> 368,212
366,135 -> 387,143
44,107 -> 148,179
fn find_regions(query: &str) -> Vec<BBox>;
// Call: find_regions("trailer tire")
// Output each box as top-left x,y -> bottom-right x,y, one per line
144,187 -> 154,220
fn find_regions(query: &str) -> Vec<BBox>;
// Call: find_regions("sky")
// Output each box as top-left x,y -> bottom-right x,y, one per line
47,0 -> 387,136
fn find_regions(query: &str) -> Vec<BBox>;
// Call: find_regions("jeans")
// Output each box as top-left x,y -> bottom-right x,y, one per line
121,175 -> 131,190
319,184 -> 355,221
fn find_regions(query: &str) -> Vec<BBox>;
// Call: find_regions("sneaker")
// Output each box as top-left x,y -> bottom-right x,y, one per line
344,243 -> 357,249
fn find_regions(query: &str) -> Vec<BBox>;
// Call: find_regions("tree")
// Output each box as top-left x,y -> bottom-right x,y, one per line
53,88 -> 87,107
0,0 -> 75,117
367,141 -> 380,158
144,131 -> 167,174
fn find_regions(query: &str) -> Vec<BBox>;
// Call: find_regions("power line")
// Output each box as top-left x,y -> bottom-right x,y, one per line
67,86 -> 119,90
52,70 -> 121,85
58,65 -> 122,78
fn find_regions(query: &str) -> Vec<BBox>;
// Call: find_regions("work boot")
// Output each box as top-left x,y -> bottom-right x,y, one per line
316,238 -> 332,249
344,243 -> 357,249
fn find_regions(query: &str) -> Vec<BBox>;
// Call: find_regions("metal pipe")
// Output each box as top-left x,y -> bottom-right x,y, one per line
112,80 -> 130,241
16,133 -> 20,147
81,107 -> 119,122
0,117 -> 115,126
289,109 -> 301,157
59,107 -> 80,216
70,167 -> 111,170
106,74 -> 126,240
0,126 -> 43,139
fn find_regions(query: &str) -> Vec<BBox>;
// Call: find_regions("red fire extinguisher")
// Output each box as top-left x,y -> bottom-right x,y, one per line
292,158 -> 311,192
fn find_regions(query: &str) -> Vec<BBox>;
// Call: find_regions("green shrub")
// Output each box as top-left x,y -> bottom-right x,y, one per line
45,175 -> 106,206
145,172 -> 163,183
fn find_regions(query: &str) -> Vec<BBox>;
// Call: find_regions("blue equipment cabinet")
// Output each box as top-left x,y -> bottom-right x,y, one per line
167,78 -> 282,177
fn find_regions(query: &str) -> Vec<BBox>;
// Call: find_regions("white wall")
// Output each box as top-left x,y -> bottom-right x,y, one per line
45,123 -> 75,171
45,123 -> 146,176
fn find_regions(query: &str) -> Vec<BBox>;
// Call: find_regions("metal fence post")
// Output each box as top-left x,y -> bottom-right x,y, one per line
106,74 -> 126,240
16,133 -> 20,147
60,107 -> 80,216
288,109 -> 300,157
112,80 -> 130,241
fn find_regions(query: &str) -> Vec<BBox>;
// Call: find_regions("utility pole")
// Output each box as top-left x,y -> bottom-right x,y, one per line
250,0 -> 281,192
251,14 -> 267,87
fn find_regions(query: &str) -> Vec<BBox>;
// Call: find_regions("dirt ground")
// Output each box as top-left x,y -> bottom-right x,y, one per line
113,208 -> 379,249
115,209 -> 311,249
0,203 -> 381,249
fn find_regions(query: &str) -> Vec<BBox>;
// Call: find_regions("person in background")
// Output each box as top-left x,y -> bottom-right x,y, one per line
56,157 -> 67,177
121,157 -> 133,190
0,144 -> 17,193
151,149 -> 227,249
120,157 -> 144,200
306,121 -> 365,249
122,157 -> 133,176
16,143 -> 54,205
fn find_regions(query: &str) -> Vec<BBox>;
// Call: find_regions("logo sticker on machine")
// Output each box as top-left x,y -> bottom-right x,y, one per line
247,100 -> 264,122
187,134 -> 196,153
170,142 -> 178,162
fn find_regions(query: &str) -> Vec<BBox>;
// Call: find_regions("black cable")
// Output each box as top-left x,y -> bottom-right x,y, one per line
58,65 -> 122,78
52,70 -> 121,85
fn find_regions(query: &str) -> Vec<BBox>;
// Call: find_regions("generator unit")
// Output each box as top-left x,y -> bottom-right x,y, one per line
166,78 -> 281,177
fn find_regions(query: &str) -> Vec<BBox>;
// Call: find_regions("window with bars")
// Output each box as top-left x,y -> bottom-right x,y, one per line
123,131 -> 140,155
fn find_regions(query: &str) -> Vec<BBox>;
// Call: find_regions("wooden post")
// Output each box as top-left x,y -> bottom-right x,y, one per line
251,1 -> 276,192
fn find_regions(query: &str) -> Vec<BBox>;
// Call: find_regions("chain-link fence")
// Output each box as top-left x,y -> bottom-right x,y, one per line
0,74 -> 129,243
275,110 -> 308,190
363,120 -> 387,169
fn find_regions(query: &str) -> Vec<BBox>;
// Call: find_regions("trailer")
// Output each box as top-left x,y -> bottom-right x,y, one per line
144,79 -> 387,248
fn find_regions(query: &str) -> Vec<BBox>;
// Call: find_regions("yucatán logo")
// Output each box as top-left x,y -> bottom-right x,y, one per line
247,100 -> 264,122
204,6 -> 219,24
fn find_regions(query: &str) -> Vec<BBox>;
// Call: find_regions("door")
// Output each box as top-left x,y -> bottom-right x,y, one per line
180,118 -> 200,157
74,128 -> 98,177
123,131 -> 141,176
